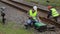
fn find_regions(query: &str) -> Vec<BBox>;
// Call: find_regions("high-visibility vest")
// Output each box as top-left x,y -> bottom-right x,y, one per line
51,8 -> 59,17
29,9 -> 37,17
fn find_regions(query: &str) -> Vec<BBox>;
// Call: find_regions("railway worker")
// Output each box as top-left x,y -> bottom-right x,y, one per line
28,6 -> 41,26
28,6 -> 41,22
28,6 -> 38,20
0,7 -> 6,24
47,5 -> 59,22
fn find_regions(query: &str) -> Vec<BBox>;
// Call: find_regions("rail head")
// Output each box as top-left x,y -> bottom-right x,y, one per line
39,16 -> 60,28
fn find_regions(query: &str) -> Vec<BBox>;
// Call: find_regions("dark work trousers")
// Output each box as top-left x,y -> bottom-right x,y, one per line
2,17 -> 5,24
32,20 -> 36,26
47,11 -> 52,18
24,19 -> 33,29
1,13 -> 5,24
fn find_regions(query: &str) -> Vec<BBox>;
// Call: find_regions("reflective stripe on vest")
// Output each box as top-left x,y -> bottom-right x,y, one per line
29,9 -> 37,17
51,8 -> 59,17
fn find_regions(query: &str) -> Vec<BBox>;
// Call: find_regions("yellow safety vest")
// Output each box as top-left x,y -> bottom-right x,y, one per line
51,8 -> 59,17
29,9 -> 37,17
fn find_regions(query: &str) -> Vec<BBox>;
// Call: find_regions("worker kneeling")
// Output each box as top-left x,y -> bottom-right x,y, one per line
24,17 -> 47,32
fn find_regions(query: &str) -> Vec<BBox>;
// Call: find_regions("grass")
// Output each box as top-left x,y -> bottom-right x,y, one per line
0,20 -> 34,34
25,0 -> 60,7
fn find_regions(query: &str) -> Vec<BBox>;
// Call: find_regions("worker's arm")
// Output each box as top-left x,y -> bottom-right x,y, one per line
47,10 -> 52,18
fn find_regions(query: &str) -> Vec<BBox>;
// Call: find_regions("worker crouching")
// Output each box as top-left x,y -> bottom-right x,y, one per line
47,5 -> 59,22
24,17 -> 47,32
0,7 -> 6,25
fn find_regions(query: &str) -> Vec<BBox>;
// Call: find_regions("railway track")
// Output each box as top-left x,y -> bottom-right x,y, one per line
0,0 -> 60,28
10,0 -> 60,22
0,0 -> 60,34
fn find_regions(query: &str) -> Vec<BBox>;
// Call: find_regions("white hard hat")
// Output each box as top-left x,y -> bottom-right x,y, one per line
33,6 -> 37,10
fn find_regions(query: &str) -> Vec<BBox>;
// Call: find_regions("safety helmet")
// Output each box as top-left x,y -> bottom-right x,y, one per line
48,5 -> 52,10
33,6 -> 37,10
